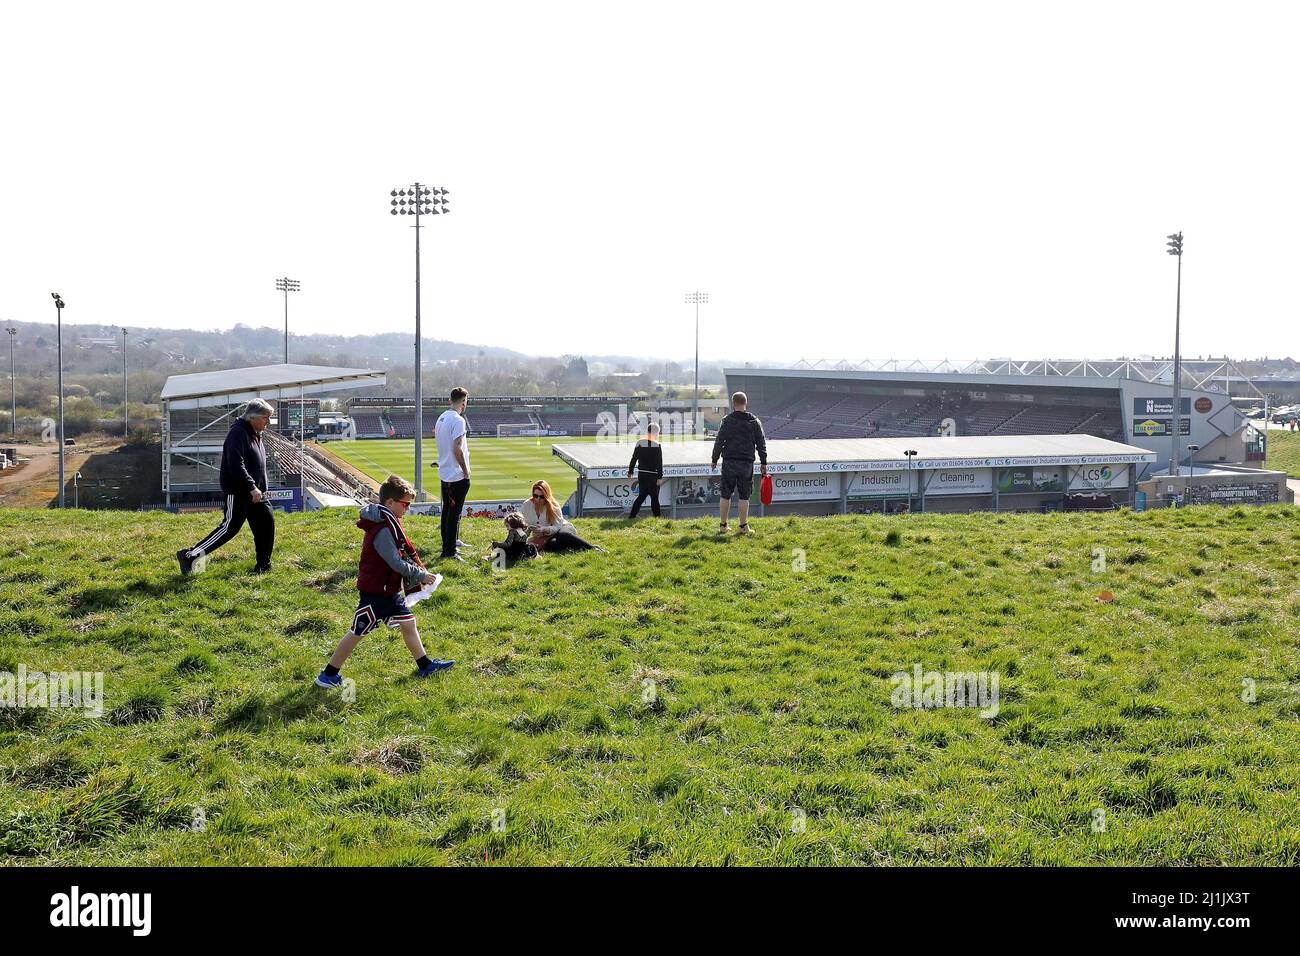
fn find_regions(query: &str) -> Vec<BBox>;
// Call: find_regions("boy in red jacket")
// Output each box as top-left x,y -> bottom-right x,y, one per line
315,475 -> 454,689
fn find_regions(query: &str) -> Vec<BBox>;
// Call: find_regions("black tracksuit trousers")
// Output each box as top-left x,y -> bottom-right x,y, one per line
628,471 -> 661,518
185,493 -> 275,566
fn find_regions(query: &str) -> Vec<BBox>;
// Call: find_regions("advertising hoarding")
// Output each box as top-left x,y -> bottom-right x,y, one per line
1068,464 -> 1130,490
997,467 -> 1063,493
768,473 -> 839,501
582,476 -> 672,510
1132,417 -> 1191,437
926,468 -> 993,495
846,470 -> 916,498
264,487 -> 304,513
1133,397 -> 1192,416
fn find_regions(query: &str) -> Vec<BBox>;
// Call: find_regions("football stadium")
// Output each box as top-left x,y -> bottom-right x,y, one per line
7,3 -> 1300,927
280,357 -> 1288,517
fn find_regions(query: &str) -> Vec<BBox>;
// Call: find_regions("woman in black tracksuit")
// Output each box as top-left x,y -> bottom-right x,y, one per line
626,423 -> 664,518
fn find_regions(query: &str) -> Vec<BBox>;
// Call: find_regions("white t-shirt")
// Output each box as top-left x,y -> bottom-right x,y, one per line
435,408 -> 470,482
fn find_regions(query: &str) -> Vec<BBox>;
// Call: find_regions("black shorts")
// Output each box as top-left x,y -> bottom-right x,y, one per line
351,592 -> 415,636
719,459 -> 754,500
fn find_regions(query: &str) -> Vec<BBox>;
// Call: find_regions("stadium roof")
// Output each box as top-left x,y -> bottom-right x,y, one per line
553,434 -> 1156,479
724,366 -> 1234,396
161,364 -> 386,410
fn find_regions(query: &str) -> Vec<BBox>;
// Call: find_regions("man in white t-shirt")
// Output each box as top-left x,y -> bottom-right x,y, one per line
433,387 -> 471,560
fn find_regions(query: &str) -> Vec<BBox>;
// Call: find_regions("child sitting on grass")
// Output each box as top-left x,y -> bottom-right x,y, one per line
488,511 -> 538,566
315,475 -> 455,689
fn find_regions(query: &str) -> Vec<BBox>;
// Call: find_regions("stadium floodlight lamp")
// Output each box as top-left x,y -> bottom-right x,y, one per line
388,182 -> 451,500
1166,232 -> 1183,256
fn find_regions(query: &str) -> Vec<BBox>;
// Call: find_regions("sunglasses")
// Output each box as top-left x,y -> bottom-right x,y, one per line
532,491 -> 544,498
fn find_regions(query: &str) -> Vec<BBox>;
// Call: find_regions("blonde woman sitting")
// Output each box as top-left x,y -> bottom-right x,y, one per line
520,480 -> 603,553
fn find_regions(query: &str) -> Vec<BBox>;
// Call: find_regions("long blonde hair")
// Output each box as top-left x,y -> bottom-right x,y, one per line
531,479 -> 561,525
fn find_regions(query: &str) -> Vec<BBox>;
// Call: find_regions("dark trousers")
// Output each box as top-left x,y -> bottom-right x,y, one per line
629,471 -> 661,518
440,478 -> 471,556
186,493 -> 275,566
544,530 -> 597,553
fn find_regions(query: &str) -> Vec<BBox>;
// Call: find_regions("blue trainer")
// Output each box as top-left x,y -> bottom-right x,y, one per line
415,659 -> 455,677
314,670 -> 345,689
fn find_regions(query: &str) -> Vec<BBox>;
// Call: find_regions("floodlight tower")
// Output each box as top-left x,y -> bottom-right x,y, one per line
51,293 -> 65,507
685,291 -> 708,435
122,327 -> 129,438
275,277 -> 300,364
5,327 -> 15,438
389,182 -> 450,500
1166,232 -> 1184,476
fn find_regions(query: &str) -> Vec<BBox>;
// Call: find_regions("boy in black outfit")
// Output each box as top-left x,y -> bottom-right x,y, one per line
626,422 -> 664,518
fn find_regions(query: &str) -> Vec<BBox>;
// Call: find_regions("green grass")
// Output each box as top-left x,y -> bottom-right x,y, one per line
328,436 -> 647,502
1267,429 -> 1300,479
2,506 -> 1300,865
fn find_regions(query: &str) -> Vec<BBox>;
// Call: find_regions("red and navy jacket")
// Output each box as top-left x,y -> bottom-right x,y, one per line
356,503 -> 426,596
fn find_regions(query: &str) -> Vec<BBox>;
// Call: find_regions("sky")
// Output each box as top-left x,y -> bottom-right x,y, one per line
2,1 -> 1298,363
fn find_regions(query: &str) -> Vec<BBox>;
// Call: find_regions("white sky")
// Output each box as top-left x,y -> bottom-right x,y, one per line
2,1 -> 1297,362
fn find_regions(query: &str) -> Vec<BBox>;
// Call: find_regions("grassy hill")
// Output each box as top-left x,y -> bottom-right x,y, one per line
2,507 -> 1299,865
1268,428 -> 1300,478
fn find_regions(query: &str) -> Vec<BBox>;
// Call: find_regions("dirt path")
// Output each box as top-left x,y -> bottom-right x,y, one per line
0,437 -> 121,508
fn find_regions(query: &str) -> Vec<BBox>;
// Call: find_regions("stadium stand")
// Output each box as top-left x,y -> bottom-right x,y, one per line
349,408 -> 389,438
262,429 -> 376,502
759,389 -> 1123,441
466,410 -> 540,436
385,410 -> 421,437
344,397 -> 637,439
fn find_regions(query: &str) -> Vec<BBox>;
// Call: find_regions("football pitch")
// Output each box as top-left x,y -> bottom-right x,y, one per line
326,436 -> 666,502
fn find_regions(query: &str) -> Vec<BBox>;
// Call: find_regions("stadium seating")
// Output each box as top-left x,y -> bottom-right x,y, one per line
349,409 -> 389,438
466,410 -> 540,436
349,402 -> 615,438
385,411 -> 422,437
263,429 -> 375,501
758,389 -> 1124,441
